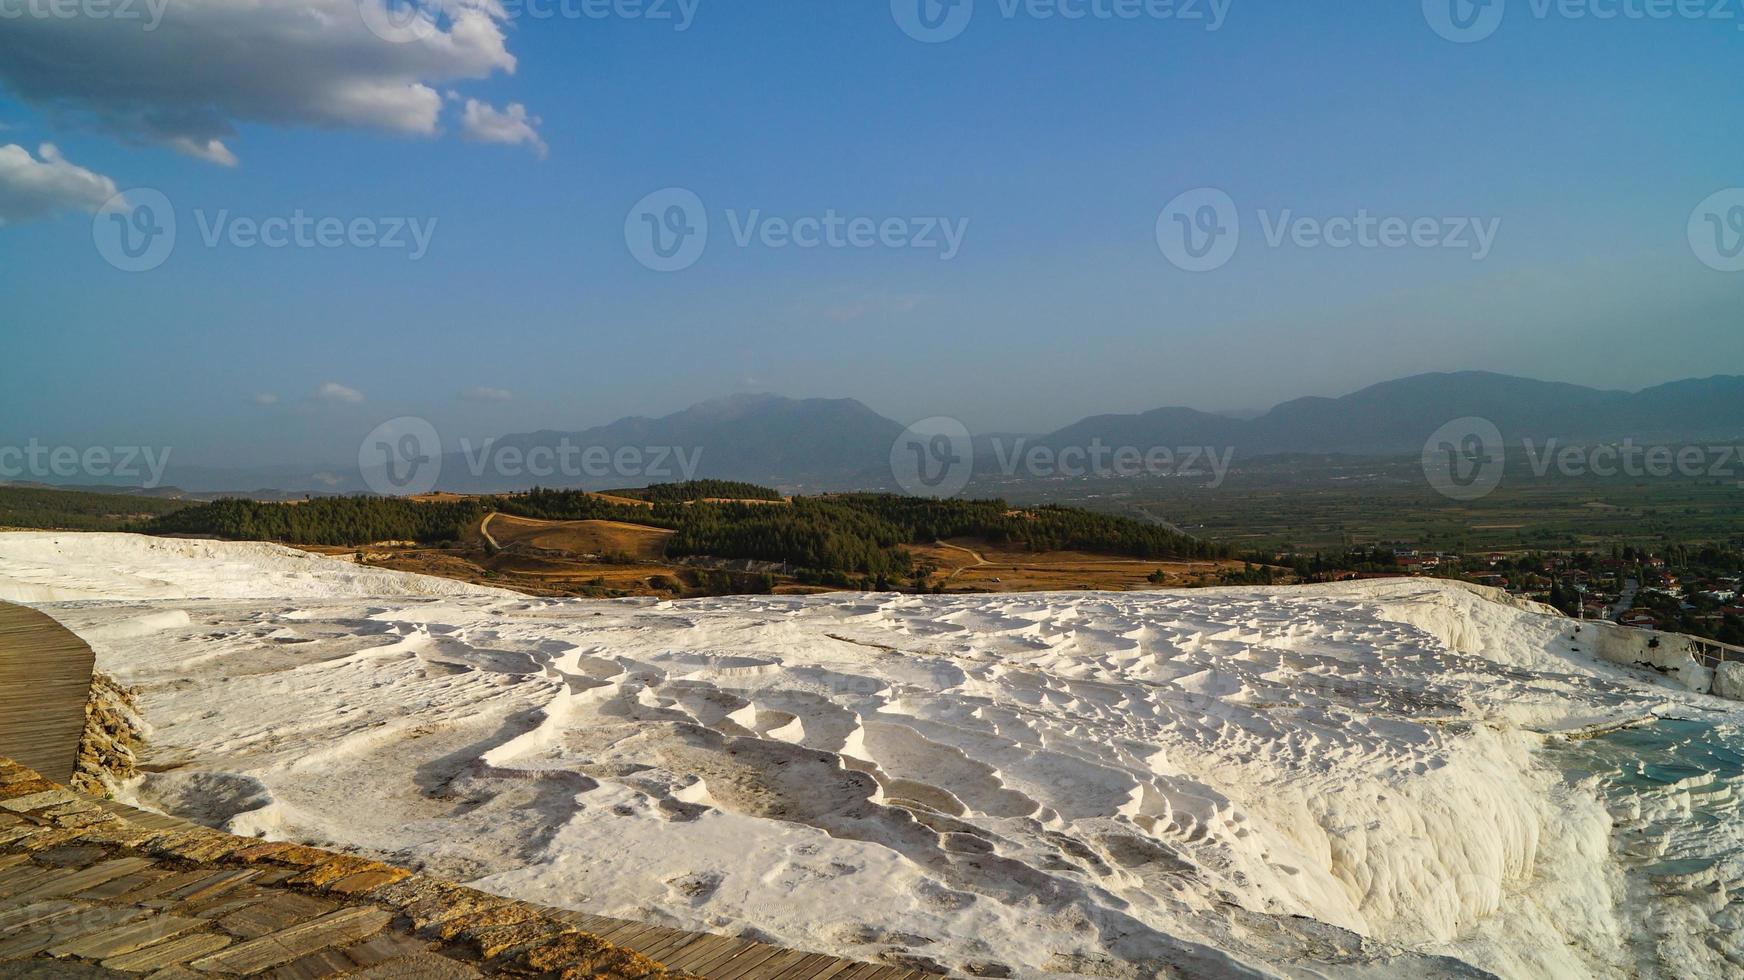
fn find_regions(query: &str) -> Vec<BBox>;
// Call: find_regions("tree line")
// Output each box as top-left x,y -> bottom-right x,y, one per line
614,481 -> 784,503
0,486 -> 193,532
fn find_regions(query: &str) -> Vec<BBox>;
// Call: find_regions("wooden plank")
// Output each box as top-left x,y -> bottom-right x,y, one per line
215,892 -> 341,938
733,948 -> 812,979
113,869 -> 213,904
101,930 -> 233,972
75,867 -> 172,901
628,926 -> 694,960
635,928 -> 709,962
0,864 -> 59,899
659,933 -> 744,972
0,905 -> 144,960
8,857 -> 154,902
0,899 -> 79,934
710,943 -> 791,980
268,945 -> 358,980
0,603 -> 95,785
768,952 -> 856,980
831,964 -> 896,980
153,867 -> 260,906
47,913 -> 203,959
188,906 -> 393,974
588,918 -> 657,945
680,937 -> 765,976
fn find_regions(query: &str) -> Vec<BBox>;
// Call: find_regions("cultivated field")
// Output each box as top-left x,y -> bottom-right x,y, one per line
481,513 -> 673,561
910,539 -> 1244,591
1008,454 -> 1744,554
304,509 -> 1258,599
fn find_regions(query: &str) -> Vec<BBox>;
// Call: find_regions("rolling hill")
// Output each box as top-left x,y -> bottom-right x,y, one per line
49,373 -> 1744,494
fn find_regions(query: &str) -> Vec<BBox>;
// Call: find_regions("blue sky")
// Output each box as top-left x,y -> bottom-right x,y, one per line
2,0 -> 1741,467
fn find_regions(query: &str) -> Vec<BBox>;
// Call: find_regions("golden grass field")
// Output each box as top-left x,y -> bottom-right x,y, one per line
482,513 -> 674,561
910,539 -> 1244,592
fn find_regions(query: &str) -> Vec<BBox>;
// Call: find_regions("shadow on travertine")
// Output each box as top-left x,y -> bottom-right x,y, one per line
0,758 -> 941,978
0,595 -> 943,979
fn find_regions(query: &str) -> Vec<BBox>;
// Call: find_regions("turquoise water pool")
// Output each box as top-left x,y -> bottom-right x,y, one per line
1545,716 -> 1744,974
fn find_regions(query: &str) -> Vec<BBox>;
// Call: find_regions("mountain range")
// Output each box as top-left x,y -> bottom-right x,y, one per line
27,372 -> 1744,494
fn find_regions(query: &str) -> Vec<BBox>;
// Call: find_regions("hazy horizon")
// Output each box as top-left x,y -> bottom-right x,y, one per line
4,366 -> 1740,479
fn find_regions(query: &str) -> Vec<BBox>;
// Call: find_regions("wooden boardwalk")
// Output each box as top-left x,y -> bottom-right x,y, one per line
0,602 -> 93,785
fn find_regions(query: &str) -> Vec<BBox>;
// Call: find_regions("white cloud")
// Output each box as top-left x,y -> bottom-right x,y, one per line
0,143 -> 119,226
459,385 -> 512,402
252,392 -> 280,406
459,99 -> 545,157
314,382 -> 364,404
0,0 -> 525,165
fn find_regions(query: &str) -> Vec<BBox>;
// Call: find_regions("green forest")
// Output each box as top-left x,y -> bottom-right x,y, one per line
144,496 -> 495,546
0,486 -> 193,531
612,481 -> 784,503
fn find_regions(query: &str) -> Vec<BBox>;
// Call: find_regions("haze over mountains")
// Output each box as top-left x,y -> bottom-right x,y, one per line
25,372 -> 1744,495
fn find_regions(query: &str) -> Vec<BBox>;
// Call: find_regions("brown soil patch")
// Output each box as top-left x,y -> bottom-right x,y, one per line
485,514 -> 672,561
